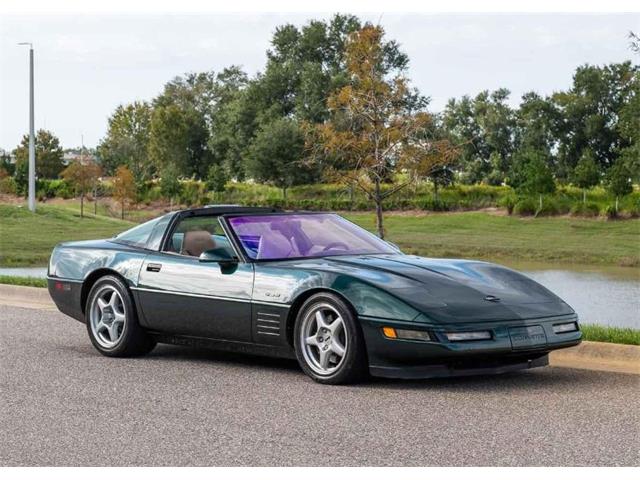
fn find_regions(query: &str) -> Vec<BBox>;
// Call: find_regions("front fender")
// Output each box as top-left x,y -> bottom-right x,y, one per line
253,264 -> 421,322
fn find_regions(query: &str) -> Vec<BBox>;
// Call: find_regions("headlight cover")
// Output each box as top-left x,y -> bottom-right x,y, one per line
552,322 -> 578,334
444,331 -> 492,342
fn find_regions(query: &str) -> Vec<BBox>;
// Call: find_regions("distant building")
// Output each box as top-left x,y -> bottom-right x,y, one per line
63,149 -> 97,166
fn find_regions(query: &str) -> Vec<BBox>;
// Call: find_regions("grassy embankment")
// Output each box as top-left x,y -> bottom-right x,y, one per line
344,212 -> 640,267
0,275 -> 47,288
0,204 -> 132,267
579,325 -> 640,346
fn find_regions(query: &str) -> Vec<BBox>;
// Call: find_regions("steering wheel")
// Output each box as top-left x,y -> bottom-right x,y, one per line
322,241 -> 349,253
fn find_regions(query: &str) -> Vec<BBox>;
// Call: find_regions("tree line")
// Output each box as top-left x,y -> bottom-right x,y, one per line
1,15 -> 638,234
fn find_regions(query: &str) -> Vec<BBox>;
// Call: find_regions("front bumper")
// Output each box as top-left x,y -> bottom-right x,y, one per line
360,314 -> 581,379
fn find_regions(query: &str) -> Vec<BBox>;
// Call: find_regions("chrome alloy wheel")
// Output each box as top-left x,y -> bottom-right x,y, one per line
300,303 -> 348,375
89,285 -> 126,348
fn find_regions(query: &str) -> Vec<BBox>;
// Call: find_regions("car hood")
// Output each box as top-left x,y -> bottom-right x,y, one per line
321,254 -> 575,324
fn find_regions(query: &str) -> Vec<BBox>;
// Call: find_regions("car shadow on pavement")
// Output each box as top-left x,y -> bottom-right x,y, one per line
147,343 -> 301,373
363,367 -> 638,392
140,343 -> 632,392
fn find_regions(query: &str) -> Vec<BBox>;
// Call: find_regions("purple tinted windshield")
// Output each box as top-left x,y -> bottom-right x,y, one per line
228,213 -> 398,260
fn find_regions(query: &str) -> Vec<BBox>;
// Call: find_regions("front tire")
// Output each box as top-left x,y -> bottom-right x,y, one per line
294,293 -> 367,384
86,275 -> 156,357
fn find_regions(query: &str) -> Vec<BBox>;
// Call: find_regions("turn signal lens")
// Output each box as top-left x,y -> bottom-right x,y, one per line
382,327 -> 397,338
445,331 -> 492,342
553,322 -> 578,334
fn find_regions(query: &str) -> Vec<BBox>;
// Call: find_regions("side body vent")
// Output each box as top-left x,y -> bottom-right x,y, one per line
256,312 -> 281,337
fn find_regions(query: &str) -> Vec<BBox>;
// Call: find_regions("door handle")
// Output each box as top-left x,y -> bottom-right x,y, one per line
146,263 -> 162,272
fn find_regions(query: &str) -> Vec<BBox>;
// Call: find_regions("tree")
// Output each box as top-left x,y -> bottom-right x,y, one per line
401,116 -> 461,200
150,72 -> 216,179
572,149 -> 600,203
248,118 -> 314,199
311,25 -> 439,238
629,31 -> 640,55
1,150 -> 15,176
13,158 -> 29,196
13,129 -> 64,180
205,164 -> 228,202
148,104 -> 197,176
510,149 -> 556,211
513,92 -> 561,181
442,89 -> 515,185
605,160 -> 633,212
159,164 -> 182,210
207,67 -> 250,179
61,160 -> 102,217
214,15 -> 407,181
112,166 -> 136,219
552,62 -> 638,179
97,102 -> 153,182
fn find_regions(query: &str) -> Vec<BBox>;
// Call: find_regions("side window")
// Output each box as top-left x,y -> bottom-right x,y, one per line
165,215 -> 234,258
146,214 -> 174,251
113,217 -> 160,248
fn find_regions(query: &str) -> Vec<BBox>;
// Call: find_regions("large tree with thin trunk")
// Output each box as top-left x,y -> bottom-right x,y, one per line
14,129 -> 64,180
112,165 -> 136,220
310,25 -> 457,238
61,159 -> 102,218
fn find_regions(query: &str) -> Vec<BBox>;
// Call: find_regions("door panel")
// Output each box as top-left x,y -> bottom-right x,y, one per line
137,252 -> 254,341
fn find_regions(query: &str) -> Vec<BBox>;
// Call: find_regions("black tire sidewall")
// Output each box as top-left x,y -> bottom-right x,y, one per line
294,292 -> 367,384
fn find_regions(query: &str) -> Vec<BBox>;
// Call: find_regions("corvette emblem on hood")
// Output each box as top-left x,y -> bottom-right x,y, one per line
484,295 -> 501,302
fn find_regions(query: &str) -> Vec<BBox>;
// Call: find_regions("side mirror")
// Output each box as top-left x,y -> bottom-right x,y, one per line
199,248 -> 237,264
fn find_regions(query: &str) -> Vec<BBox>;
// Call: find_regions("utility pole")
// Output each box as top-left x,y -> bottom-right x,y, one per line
18,42 -> 35,212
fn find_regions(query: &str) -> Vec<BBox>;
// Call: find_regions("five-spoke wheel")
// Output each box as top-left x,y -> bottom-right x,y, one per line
86,275 -> 156,357
90,285 -> 126,348
294,292 -> 367,384
300,303 -> 348,375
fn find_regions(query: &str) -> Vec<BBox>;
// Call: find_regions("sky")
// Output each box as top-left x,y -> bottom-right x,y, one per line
0,12 -> 638,150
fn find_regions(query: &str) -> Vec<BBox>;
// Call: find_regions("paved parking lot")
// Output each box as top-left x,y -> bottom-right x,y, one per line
1,304 -> 638,466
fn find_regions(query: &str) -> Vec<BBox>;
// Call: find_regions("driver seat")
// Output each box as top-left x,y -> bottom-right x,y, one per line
181,230 -> 216,257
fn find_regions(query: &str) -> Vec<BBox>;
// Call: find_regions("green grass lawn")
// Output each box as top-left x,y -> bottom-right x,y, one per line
0,204 -> 132,267
344,212 -> 640,267
0,275 -> 48,288
580,324 -> 640,346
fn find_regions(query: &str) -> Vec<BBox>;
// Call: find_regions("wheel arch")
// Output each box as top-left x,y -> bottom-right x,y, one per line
81,268 -> 130,314
284,287 -> 359,349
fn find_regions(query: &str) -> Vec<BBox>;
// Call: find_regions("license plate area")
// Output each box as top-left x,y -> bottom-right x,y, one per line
509,325 -> 547,349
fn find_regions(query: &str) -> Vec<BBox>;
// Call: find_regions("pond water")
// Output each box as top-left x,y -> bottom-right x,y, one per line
1,263 -> 637,329
512,263 -> 639,330
0,267 -> 47,278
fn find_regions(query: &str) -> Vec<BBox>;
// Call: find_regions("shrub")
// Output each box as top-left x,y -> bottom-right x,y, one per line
536,197 -> 561,216
571,202 -> 600,217
0,176 -> 17,194
498,194 -> 518,214
513,198 -> 537,216
179,181 -> 206,207
603,204 -> 618,219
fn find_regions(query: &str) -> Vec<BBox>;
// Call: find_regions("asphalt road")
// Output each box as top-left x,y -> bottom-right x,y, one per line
1,305 -> 639,467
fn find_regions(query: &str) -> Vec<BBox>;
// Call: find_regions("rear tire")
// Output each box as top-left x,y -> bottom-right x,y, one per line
85,275 -> 156,357
294,292 -> 368,384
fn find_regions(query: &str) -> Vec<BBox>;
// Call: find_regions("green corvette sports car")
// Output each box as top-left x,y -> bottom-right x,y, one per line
47,205 -> 581,384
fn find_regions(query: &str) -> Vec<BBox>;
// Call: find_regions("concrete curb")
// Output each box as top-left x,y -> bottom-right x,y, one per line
550,341 -> 640,375
0,283 -> 56,311
1,283 -> 638,375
